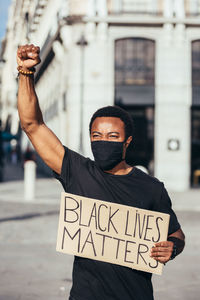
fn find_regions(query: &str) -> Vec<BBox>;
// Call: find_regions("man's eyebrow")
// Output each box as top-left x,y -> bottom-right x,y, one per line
91,131 -> 120,134
108,132 -> 119,134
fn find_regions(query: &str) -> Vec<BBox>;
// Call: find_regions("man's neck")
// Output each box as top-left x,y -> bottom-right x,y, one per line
104,160 -> 133,175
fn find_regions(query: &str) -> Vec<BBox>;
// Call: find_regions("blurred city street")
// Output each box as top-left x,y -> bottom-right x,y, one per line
0,163 -> 200,300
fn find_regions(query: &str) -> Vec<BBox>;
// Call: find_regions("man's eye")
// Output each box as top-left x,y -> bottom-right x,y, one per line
110,135 -> 118,138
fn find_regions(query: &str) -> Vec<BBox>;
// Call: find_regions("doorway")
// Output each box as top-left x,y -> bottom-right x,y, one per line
118,105 -> 154,174
114,38 -> 155,174
191,108 -> 200,186
191,40 -> 200,186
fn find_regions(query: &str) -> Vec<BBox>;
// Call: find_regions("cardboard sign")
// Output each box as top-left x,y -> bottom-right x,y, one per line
56,192 -> 170,275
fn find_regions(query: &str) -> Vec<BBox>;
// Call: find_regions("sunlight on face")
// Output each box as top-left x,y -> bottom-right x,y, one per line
90,117 -> 126,142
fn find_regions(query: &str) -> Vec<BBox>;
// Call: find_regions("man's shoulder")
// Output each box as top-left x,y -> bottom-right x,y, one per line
134,167 -> 162,187
64,146 -> 92,164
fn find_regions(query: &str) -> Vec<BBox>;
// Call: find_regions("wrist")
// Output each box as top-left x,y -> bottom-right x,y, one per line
170,242 -> 177,260
167,236 -> 185,260
17,66 -> 36,76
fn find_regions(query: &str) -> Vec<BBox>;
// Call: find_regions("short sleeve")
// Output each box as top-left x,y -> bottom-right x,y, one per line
53,146 -> 89,191
158,184 -> 180,235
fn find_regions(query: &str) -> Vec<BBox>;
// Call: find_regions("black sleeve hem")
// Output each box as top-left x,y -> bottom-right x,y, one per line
52,146 -> 70,191
168,223 -> 181,236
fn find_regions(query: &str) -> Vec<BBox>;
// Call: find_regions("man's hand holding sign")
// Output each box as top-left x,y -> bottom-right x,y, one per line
150,242 -> 174,263
17,44 -> 185,299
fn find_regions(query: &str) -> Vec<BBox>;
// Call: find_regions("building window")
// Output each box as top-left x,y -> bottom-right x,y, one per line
192,40 -> 200,86
63,92 -> 67,111
108,0 -> 160,15
185,0 -> 200,16
115,38 -> 155,86
192,40 -> 200,105
114,38 -> 155,170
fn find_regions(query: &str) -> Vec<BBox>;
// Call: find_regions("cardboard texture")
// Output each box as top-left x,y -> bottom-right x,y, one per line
56,192 -> 170,275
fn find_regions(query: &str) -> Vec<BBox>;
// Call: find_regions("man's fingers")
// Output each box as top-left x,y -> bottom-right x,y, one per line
153,257 -> 168,264
151,251 -> 171,257
26,44 -> 38,53
154,241 -> 173,247
17,44 -> 40,59
18,47 -> 28,59
151,246 -> 172,253
152,254 -> 166,258
150,242 -> 173,261
149,241 -> 174,264
17,44 -> 41,69
27,52 -> 38,59
34,46 -> 40,53
150,250 -> 172,264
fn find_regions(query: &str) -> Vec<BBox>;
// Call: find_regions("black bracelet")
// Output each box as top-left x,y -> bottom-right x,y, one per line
170,243 -> 177,260
167,237 -> 184,260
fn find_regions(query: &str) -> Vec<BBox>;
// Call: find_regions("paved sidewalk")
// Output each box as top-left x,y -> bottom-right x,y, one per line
1,177 -> 199,211
0,179 -> 200,300
0,178 -> 61,204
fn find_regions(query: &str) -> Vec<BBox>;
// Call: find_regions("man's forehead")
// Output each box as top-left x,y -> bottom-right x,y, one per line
92,116 -> 124,126
91,117 -> 125,131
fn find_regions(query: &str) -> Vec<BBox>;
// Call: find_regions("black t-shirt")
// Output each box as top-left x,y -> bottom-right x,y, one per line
54,147 -> 180,300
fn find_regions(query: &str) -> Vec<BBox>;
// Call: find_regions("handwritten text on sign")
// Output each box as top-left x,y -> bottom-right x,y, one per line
56,193 -> 170,275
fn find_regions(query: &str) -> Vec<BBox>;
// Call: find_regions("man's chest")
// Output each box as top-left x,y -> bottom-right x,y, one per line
68,173 -> 155,211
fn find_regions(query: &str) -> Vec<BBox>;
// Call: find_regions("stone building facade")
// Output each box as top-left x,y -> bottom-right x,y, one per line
1,0 -> 200,191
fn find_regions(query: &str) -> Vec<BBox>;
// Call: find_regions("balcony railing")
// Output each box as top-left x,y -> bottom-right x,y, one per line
108,0 -> 200,18
68,0 -> 88,16
186,0 -> 200,16
108,0 -> 163,16
67,0 -> 200,19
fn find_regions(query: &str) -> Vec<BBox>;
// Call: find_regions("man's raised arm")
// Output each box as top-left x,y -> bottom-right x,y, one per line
17,44 -> 64,174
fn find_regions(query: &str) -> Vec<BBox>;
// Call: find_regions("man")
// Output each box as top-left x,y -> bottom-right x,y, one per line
17,44 -> 185,300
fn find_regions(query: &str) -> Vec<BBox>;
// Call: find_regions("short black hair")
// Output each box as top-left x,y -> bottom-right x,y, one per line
89,105 -> 134,139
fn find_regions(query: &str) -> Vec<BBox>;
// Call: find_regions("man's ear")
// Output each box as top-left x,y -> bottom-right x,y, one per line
122,136 -> 132,160
125,136 -> 132,148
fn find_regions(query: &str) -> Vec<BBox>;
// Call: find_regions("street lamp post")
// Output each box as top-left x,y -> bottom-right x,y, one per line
0,58 -> 6,182
76,34 -> 88,154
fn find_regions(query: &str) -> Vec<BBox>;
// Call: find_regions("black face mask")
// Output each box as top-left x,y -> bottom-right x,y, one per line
91,140 -> 125,171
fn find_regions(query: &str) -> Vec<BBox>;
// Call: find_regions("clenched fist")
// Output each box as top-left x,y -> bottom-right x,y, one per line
17,44 -> 41,70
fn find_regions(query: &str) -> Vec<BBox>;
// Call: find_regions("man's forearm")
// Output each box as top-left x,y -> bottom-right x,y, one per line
18,74 -> 44,132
